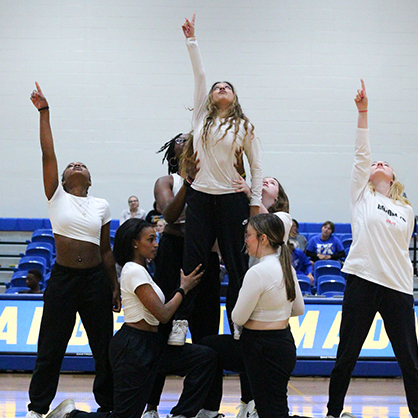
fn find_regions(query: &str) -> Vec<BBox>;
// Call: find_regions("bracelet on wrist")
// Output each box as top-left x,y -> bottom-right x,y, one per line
174,288 -> 186,300
183,177 -> 194,188
358,109 -> 368,113
38,106 -> 49,112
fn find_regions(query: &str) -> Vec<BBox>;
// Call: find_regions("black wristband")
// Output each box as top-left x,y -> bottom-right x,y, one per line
38,106 -> 49,112
174,288 -> 186,300
183,177 -> 193,188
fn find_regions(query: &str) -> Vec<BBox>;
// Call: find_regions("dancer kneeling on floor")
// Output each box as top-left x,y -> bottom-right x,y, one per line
54,218 -> 217,418
197,213 -> 305,418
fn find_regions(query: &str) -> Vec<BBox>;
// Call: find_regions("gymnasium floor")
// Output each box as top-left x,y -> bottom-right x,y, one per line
0,373 -> 410,418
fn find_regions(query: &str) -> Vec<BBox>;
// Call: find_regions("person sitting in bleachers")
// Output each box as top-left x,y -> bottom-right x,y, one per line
289,218 -> 308,251
288,242 -> 314,285
305,221 -> 345,263
18,269 -> 43,294
119,196 -> 146,225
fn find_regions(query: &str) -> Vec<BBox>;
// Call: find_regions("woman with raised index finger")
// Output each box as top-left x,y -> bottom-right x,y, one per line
326,80 -> 418,418
177,12 -> 263,341
26,82 -> 121,418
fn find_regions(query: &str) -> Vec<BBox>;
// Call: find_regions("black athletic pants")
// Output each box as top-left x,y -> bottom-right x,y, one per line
28,263 -> 114,414
183,188 -> 249,331
327,275 -> 418,418
69,324 -> 217,418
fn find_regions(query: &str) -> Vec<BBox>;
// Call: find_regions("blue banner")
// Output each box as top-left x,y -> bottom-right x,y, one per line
0,298 -> 417,358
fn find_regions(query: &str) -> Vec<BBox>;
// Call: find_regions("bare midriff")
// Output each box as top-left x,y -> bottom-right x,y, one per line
125,319 -> 158,333
55,234 -> 102,268
244,318 -> 289,330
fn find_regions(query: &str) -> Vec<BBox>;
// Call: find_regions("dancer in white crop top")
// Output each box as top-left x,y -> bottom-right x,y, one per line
66,218 -> 218,418
27,83 -> 120,418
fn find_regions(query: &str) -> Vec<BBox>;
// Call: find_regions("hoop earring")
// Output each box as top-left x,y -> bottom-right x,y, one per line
169,157 -> 178,168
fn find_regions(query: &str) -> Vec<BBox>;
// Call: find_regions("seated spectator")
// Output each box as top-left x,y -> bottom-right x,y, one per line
146,202 -> 162,225
289,218 -> 308,251
18,269 -> 43,294
120,195 -> 146,225
288,242 -> 314,285
154,218 -> 167,243
305,221 -> 345,262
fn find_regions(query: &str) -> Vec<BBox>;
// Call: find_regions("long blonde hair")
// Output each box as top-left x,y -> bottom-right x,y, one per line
202,81 -> 255,147
368,169 -> 411,206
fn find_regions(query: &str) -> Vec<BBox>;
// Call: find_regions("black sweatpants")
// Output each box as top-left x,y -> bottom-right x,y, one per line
69,324 -> 218,418
183,188 -> 249,331
199,334 -> 253,412
153,232 -> 220,341
148,232 -> 220,409
28,263 -> 114,414
327,275 -> 418,418
241,327 -> 297,418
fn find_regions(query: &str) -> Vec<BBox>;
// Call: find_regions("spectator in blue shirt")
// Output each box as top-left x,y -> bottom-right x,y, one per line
289,242 -> 314,285
305,221 -> 345,263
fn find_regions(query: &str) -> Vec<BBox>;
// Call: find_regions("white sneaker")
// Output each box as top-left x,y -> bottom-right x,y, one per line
45,399 -> 76,418
167,320 -> 188,346
236,400 -> 254,418
195,410 -> 225,418
26,412 -> 43,418
233,324 -> 243,341
143,411 -> 160,418
341,413 -> 357,418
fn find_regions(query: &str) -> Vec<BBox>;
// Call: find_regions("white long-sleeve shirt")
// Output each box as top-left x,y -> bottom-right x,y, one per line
186,37 -> 263,207
232,253 -> 304,326
342,128 -> 415,295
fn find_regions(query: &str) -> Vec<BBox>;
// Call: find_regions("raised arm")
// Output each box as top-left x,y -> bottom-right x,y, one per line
30,82 -> 59,200
351,79 -> 371,206
182,12 -> 207,125
355,78 -> 368,129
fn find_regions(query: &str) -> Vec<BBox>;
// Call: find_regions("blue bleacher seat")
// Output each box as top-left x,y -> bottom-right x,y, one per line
297,274 -> 312,295
317,274 -> 346,297
24,242 -> 54,269
31,229 -> 55,254
5,286 -> 30,294
17,256 -> 47,277
342,237 -> 353,250
10,270 -> 29,287
314,260 -> 341,279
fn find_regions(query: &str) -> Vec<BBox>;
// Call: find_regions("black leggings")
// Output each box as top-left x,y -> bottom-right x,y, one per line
69,324 -> 217,418
327,275 -> 418,418
241,327 -> 297,418
28,263 -> 114,414
183,188 -> 249,331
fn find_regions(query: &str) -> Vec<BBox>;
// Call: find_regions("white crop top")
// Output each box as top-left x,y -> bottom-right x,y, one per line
120,262 -> 165,326
172,173 -> 186,224
232,253 -> 304,326
48,184 -> 112,246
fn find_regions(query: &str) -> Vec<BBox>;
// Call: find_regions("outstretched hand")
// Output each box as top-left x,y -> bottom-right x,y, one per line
182,12 -> 196,38
180,263 -> 204,294
30,82 -> 49,110
354,79 -> 368,111
186,151 -> 200,180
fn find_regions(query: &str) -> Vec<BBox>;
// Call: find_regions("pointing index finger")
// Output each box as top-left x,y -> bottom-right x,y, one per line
360,78 -> 366,93
191,11 -> 196,26
35,81 -> 43,94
